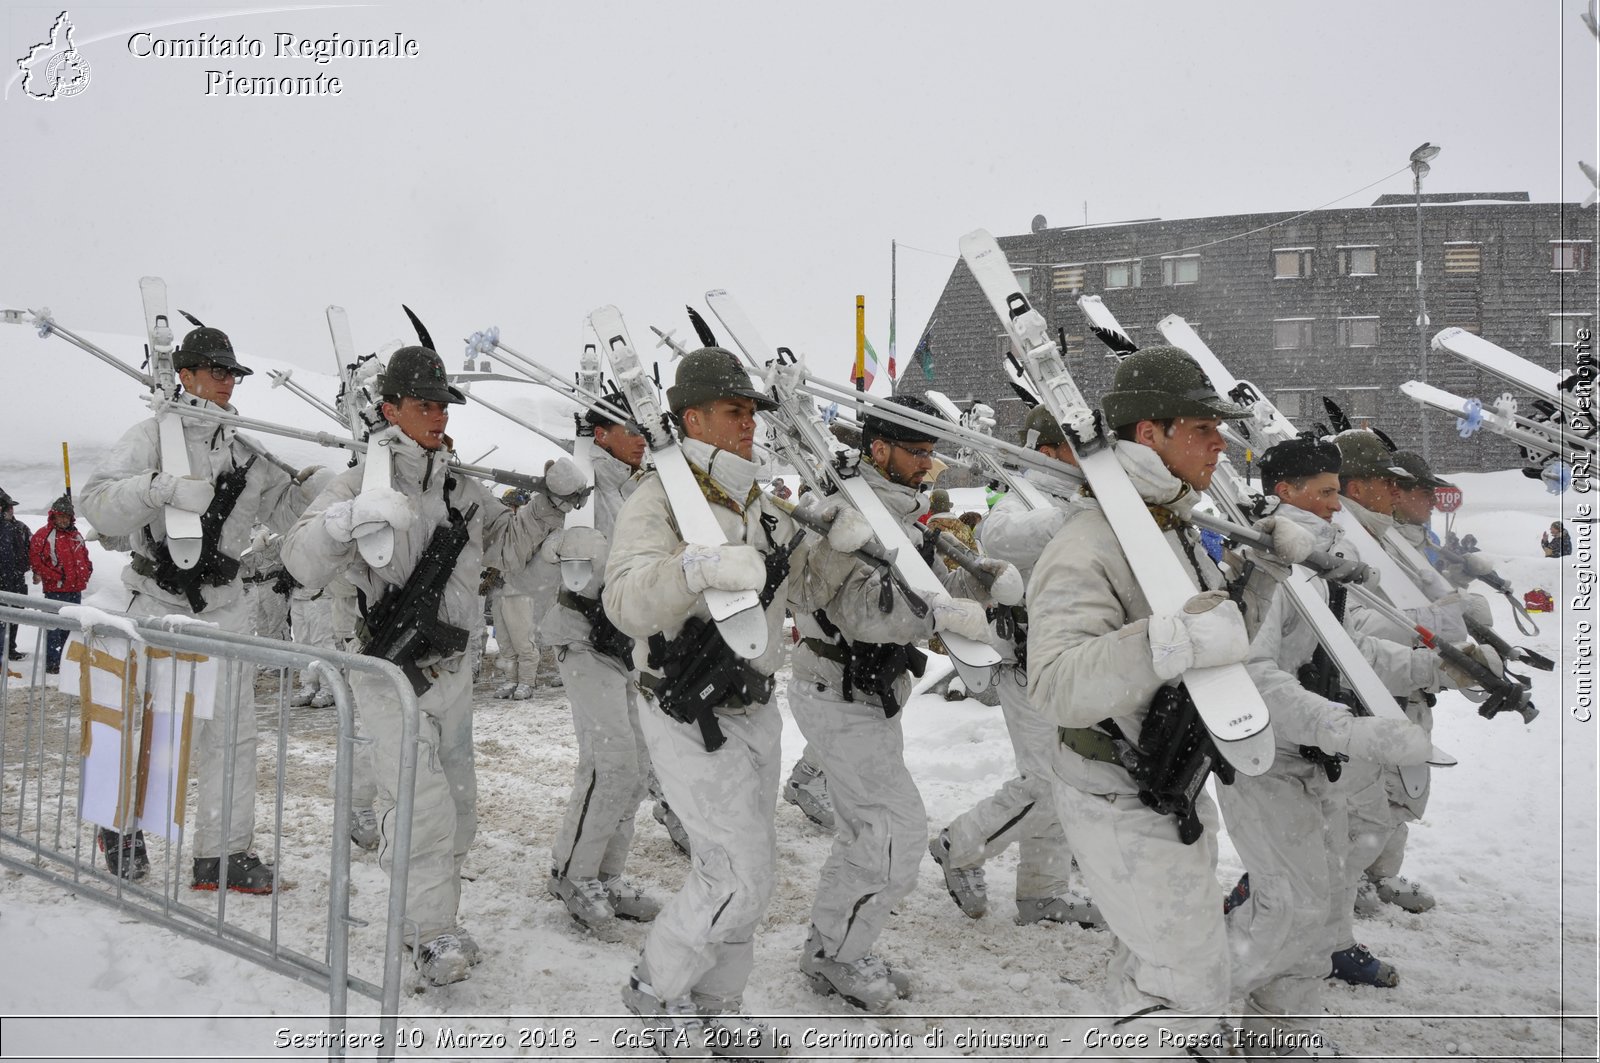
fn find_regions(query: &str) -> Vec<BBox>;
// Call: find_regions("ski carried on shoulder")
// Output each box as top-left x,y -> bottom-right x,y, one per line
139,277 -> 202,569
960,230 -> 1274,776
1158,312 -> 1538,720
1433,326 -> 1594,433
588,305 -> 767,660
1400,379 -> 1593,486
556,340 -> 604,593
1082,299 -> 1453,788
1156,314 -> 1439,611
327,306 -> 394,569
704,289 -> 1002,693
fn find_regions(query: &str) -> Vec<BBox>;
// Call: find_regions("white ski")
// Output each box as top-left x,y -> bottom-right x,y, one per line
704,289 -> 1003,693
961,230 -> 1273,775
1082,300 -> 1451,786
139,277 -> 202,569
1400,379 -> 1594,475
557,341 -> 602,593
1433,327 -> 1592,429
327,306 -> 394,569
588,305 -> 766,660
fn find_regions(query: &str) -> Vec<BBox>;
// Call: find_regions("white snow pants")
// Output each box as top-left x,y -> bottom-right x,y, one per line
127,591 -> 256,860
1344,694 -> 1432,903
637,698 -> 781,1005
1051,753 -> 1231,1055
1217,761 -> 1344,1020
328,590 -> 376,809
943,664 -> 1075,902
491,592 -> 540,682
289,591 -> 335,693
253,585 -> 289,641
550,644 -> 651,882
356,664 -> 476,942
788,681 -> 926,962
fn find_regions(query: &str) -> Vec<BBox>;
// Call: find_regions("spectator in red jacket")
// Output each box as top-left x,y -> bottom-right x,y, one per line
29,494 -> 92,674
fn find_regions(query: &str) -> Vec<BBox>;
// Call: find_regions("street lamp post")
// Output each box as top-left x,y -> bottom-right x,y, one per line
1411,141 -> 1441,462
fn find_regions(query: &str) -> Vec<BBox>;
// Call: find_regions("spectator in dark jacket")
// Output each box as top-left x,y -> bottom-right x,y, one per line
0,489 -> 32,660
1542,521 -> 1573,558
29,494 -> 93,673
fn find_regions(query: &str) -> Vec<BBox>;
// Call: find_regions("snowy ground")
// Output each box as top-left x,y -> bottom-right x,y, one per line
2,409 -> 1596,1061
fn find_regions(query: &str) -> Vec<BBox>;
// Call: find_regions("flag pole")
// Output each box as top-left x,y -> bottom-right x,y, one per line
888,240 -> 898,393
854,295 -> 866,391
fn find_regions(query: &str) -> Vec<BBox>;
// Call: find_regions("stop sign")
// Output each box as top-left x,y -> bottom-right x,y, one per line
1434,485 -> 1463,512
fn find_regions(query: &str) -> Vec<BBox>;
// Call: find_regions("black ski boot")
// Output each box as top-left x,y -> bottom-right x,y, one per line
192,851 -> 276,894
98,828 -> 150,881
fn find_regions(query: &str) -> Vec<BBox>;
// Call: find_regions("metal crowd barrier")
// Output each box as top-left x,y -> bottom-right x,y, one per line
0,590 -> 421,1060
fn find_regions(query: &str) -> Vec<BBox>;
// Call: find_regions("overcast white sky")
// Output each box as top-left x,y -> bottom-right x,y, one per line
2,0 -> 1595,387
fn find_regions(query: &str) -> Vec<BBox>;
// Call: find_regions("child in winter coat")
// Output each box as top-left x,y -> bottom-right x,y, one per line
28,494 -> 93,673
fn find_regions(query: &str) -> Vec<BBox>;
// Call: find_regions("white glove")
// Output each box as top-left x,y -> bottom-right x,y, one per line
1147,590 -> 1249,681
556,525 -> 609,567
323,488 -> 414,544
1461,553 -> 1496,578
1406,599 -> 1468,644
543,456 -> 588,499
154,473 -> 214,514
1460,592 -> 1493,628
1253,514 -> 1317,565
979,557 -> 1025,606
680,542 -> 766,595
928,592 -> 992,642
294,465 -> 323,486
1335,714 -> 1434,767
1440,640 -> 1504,690
824,506 -> 873,555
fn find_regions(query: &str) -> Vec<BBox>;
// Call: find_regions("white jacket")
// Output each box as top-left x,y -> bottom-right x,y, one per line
790,463 -> 974,707
280,426 -> 562,674
1241,503 -> 1449,759
1025,443 -> 1226,794
534,444 -> 639,648
602,456 -> 879,685
79,398 -> 327,613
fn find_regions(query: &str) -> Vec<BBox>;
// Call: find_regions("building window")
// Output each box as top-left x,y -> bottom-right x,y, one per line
1104,260 -> 1142,289
1161,255 -> 1200,285
1052,265 -> 1086,293
1338,247 -> 1378,276
1274,390 -> 1310,420
1553,242 -> 1592,272
1336,316 -> 1379,348
1443,244 -> 1481,274
1273,249 -> 1313,279
1273,318 -> 1314,349
1551,314 -> 1593,345
1012,269 -> 1033,296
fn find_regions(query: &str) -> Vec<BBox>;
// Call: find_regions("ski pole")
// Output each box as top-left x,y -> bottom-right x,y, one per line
267,368 -> 343,424
1345,582 -> 1537,723
763,493 -> 926,617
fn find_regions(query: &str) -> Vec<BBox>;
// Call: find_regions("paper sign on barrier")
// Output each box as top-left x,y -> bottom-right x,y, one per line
62,634 -> 216,843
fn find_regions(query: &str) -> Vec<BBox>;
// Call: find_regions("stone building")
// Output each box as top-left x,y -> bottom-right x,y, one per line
898,193 -> 1593,473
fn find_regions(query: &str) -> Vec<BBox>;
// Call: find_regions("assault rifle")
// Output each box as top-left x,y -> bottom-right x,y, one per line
644,530 -> 803,751
1103,686 -> 1235,845
360,502 -> 480,695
